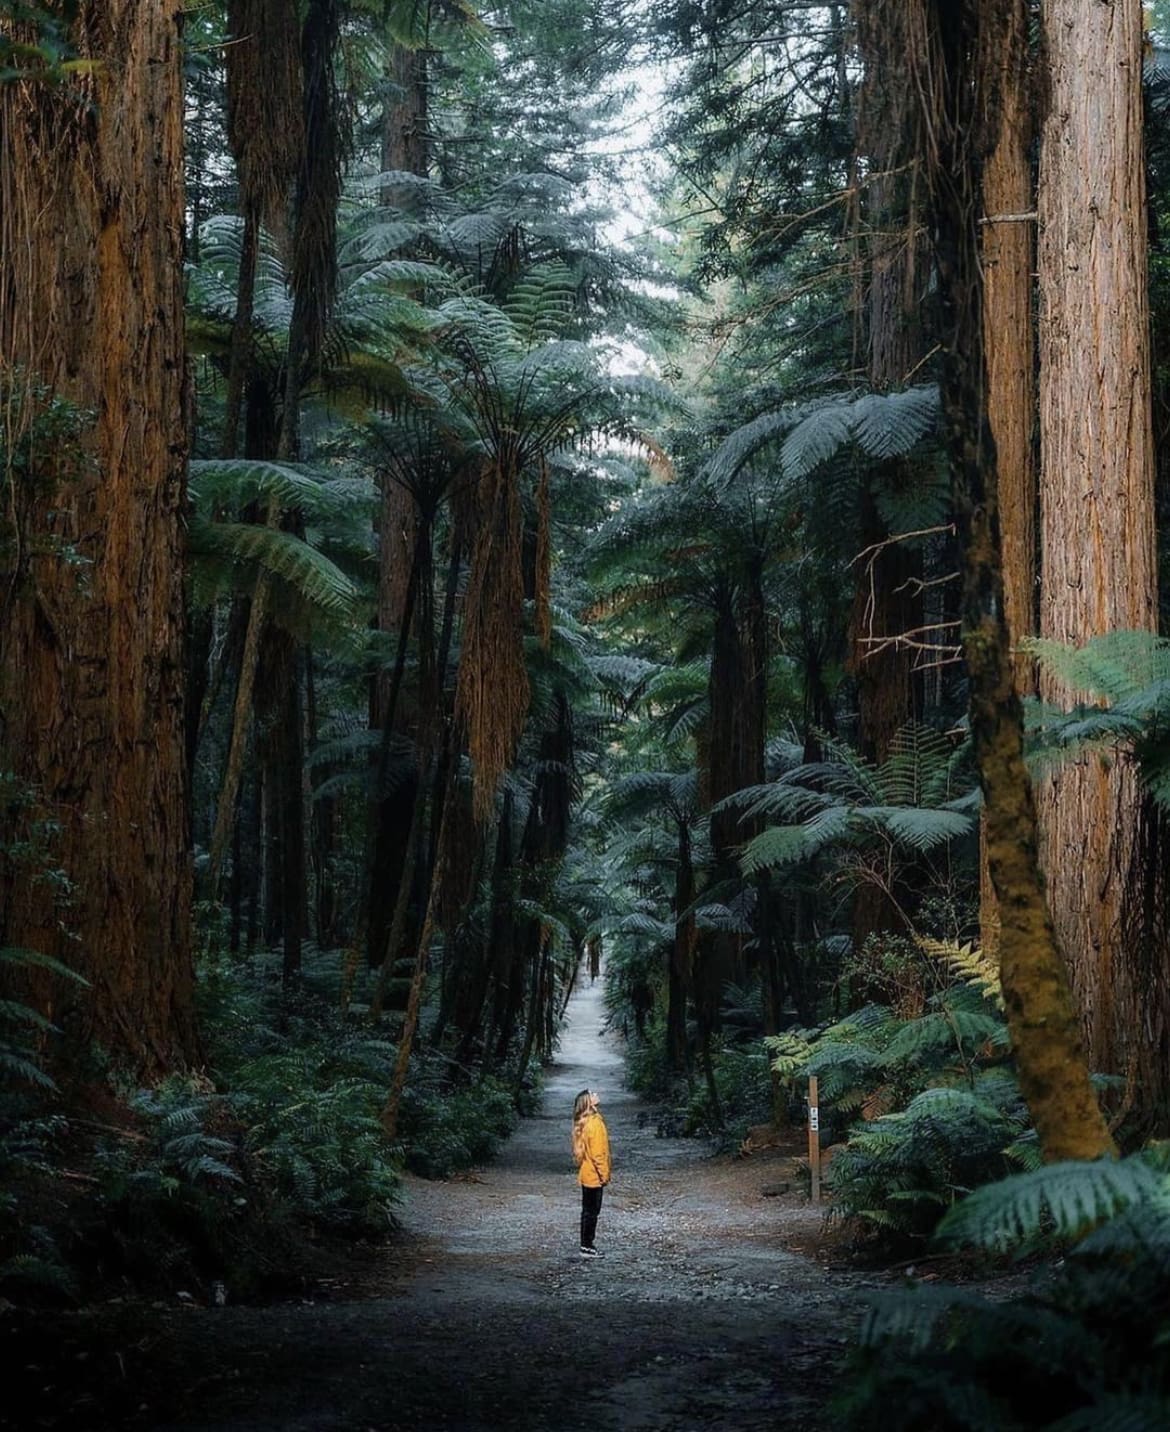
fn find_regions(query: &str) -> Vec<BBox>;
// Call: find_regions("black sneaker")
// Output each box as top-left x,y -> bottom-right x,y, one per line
579,1245 -> 603,1258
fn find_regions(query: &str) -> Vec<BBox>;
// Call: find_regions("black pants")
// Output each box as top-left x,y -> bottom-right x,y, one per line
580,1184 -> 604,1248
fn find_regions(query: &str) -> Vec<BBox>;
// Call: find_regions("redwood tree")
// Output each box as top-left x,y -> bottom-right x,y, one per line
1035,0 -> 1162,1114
0,2 -> 196,1074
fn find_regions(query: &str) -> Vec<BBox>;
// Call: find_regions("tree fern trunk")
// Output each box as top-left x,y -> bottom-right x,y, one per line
667,821 -> 695,1073
381,760 -> 457,1141
306,646 -> 338,947
365,535 -> 422,968
484,791 -> 517,1063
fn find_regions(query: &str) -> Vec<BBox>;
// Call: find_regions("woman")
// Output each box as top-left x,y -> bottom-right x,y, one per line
572,1088 -> 611,1258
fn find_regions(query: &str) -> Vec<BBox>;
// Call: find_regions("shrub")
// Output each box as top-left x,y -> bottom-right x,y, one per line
89,1079 -> 252,1287
683,1042 -> 775,1142
227,1047 -> 400,1237
399,1070 -> 520,1179
839,1155 -> 1170,1429
768,945 -> 1030,1241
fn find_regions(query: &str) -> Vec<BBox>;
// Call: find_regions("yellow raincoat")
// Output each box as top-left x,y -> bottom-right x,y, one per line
576,1111 -> 611,1188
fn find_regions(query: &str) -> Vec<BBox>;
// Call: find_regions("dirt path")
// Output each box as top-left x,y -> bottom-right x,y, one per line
26,978 -> 872,1431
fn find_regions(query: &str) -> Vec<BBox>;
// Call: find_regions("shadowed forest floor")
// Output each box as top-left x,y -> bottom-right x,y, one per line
9,977 -> 875,1431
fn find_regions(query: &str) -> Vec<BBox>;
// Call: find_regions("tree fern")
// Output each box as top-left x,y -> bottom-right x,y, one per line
740,806 -> 855,873
736,723 -> 975,877
705,383 -> 940,487
188,516 -> 359,620
189,459 -> 376,522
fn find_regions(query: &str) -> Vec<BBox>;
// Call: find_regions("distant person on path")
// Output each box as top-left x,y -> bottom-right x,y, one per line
572,1088 -> 611,1258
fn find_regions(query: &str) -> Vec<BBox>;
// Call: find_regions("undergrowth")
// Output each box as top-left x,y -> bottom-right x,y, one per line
769,941 -> 1034,1243
0,942 -> 535,1305
623,989 -> 776,1146
839,1151 -> 1170,1429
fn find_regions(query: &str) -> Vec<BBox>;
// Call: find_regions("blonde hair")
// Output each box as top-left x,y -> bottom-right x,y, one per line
571,1089 -> 592,1165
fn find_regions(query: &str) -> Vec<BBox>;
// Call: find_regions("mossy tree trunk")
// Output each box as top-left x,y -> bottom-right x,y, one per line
977,0 -> 1035,958
918,0 -> 1115,1162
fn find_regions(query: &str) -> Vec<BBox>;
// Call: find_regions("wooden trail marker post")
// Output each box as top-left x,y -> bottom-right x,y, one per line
808,1075 -> 821,1202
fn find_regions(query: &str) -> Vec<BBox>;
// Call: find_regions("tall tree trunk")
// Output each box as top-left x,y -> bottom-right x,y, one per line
381,753 -> 458,1141
208,0 -> 341,895
698,580 -> 766,1027
1036,0 -> 1160,1109
366,37 -> 430,967
254,626 -> 305,984
0,1 -> 196,1074
977,0 -> 1035,957
366,521 -> 428,971
851,0 -> 930,946
919,0 -> 1114,1162
852,0 -> 929,766
306,647 -> 339,947
666,821 -> 695,1073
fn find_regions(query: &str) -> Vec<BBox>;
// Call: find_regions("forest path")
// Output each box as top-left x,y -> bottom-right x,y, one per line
139,976 -> 868,1431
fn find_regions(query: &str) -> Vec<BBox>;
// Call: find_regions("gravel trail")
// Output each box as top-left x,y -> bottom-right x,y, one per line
17,976 -> 869,1432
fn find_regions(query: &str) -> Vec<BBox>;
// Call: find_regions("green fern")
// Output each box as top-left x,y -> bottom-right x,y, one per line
735,724 -> 975,877
841,1153 -> 1170,1428
741,807 -> 851,873
705,383 -> 939,487
0,1251 -> 77,1298
879,1006 -> 1006,1067
1026,631 -> 1170,810
189,460 -> 376,522
0,946 -> 86,1094
936,1156 -> 1161,1252
189,516 -> 358,619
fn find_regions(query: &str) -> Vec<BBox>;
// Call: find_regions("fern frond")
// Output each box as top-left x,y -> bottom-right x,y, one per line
189,460 -> 374,522
740,806 -> 854,873
1049,1394 -> 1170,1432
705,385 -> 940,489
849,386 -> 940,462
937,1157 -> 1161,1252
864,805 -> 974,851
919,938 -> 1002,1005
780,400 -> 857,481
189,517 -> 358,619
0,947 -> 87,984
1025,631 -> 1170,706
